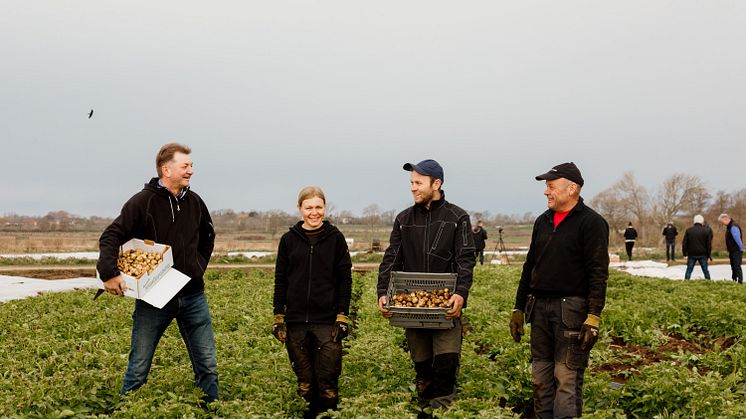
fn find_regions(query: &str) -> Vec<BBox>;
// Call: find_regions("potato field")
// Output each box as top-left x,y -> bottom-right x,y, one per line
1,266 -> 745,418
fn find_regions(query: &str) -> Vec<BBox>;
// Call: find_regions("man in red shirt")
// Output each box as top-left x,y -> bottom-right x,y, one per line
510,162 -> 609,418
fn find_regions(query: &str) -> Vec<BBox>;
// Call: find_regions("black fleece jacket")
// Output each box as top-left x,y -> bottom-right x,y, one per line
377,192 -> 476,304
682,223 -> 712,258
97,178 -> 215,298
273,221 -> 353,324
514,198 -> 609,316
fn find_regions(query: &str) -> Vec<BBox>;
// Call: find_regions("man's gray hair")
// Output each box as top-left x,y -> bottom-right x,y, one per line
719,213 -> 731,222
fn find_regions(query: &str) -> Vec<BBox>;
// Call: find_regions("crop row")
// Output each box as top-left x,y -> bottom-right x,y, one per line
0,266 -> 745,417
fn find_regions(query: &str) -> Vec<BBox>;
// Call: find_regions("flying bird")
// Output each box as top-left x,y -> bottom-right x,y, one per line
88,109 -> 94,119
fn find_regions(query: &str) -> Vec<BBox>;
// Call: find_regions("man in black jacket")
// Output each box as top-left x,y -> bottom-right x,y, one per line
377,159 -> 476,411
509,162 -> 609,418
718,213 -> 743,284
683,214 -> 712,280
472,220 -> 488,265
97,143 -> 218,403
662,222 -> 678,261
623,222 -> 638,261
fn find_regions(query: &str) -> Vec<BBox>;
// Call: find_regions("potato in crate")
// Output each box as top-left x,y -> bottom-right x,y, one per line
385,271 -> 458,329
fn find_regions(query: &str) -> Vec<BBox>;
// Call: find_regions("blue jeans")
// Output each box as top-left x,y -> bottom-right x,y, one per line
121,292 -> 219,402
529,296 -> 590,419
665,240 -> 676,261
475,249 -> 485,265
684,256 -> 710,280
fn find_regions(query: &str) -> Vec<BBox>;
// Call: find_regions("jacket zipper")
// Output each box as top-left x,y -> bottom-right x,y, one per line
306,244 -> 314,323
424,211 -> 431,271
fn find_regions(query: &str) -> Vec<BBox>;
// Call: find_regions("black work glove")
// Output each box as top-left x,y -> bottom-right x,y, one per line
272,314 -> 287,344
579,314 -> 601,351
509,309 -> 525,343
331,314 -> 350,342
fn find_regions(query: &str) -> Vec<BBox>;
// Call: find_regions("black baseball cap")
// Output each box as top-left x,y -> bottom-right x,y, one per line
535,162 -> 584,186
403,159 -> 444,183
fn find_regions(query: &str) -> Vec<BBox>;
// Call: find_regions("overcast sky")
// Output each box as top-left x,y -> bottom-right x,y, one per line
2,1 -> 745,218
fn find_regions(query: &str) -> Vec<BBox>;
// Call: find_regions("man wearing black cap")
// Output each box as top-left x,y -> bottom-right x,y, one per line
377,159 -> 476,412
509,162 -> 609,418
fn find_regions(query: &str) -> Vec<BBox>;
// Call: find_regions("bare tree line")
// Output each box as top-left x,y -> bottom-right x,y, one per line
591,172 -> 746,248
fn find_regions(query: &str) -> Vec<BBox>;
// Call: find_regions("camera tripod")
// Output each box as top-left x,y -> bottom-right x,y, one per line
489,228 -> 509,265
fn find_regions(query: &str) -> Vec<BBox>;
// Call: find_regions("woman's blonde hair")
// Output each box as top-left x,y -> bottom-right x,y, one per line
297,186 -> 326,207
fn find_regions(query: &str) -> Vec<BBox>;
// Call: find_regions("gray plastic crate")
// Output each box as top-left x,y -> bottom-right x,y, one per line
385,271 -> 457,329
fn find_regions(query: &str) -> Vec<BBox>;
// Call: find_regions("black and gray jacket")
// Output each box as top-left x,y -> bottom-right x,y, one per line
377,192 -> 476,305
97,177 -> 215,298
514,197 -> 609,316
273,221 -> 353,324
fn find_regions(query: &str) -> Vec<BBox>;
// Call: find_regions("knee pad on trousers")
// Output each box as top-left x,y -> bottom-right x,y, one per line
318,391 -> 339,413
297,382 -> 313,400
432,353 -> 459,398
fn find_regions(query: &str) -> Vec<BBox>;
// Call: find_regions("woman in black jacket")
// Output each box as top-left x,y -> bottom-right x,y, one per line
623,222 -> 638,261
272,186 -> 352,418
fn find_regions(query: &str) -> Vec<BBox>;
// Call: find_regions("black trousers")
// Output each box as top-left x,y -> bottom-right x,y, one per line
729,251 -> 743,284
625,241 -> 635,261
286,323 -> 342,413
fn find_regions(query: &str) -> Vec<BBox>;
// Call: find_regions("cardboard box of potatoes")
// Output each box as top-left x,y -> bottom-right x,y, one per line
96,239 -> 190,309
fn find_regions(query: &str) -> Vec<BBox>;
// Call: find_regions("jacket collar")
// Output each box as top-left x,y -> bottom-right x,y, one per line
289,220 -> 337,243
542,196 -> 585,220
146,177 -> 189,200
416,190 -> 446,212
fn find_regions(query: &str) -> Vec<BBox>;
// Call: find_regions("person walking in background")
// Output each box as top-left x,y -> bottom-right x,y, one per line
377,159 -> 476,412
662,221 -> 678,262
510,162 -> 609,418
718,213 -> 743,284
623,222 -> 638,261
97,143 -> 218,403
472,220 -> 488,265
272,186 -> 353,418
682,214 -> 712,280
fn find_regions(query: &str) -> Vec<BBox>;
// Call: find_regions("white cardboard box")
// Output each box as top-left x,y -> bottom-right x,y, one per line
97,239 -> 191,309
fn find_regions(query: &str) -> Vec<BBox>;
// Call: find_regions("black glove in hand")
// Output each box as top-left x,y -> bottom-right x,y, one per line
579,314 -> 601,351
272,314 -> 287,343
509,309 -> 525,343
331,314 -> 350,342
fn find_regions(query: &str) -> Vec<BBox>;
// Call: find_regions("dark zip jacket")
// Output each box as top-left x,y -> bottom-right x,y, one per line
97,178 -> 215,298
514,197 -> 609,316
377,191 -> 476,305
662,224 -> 678,241
273,221 -> 353,324
473,227 -> 488,251
682,223 -> 712,257
624,227 -> 638,241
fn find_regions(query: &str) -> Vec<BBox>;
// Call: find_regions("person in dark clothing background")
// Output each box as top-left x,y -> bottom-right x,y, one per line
273,186 -> 353,418
510,162 -> 609,419
662,222 -> 678,262
472,220 -> 488,265
682,214 -> 712,280
623,222 -> 638,261
718,213 -> 743,284
377,159 -> 476,412
97,143 -> 218,403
